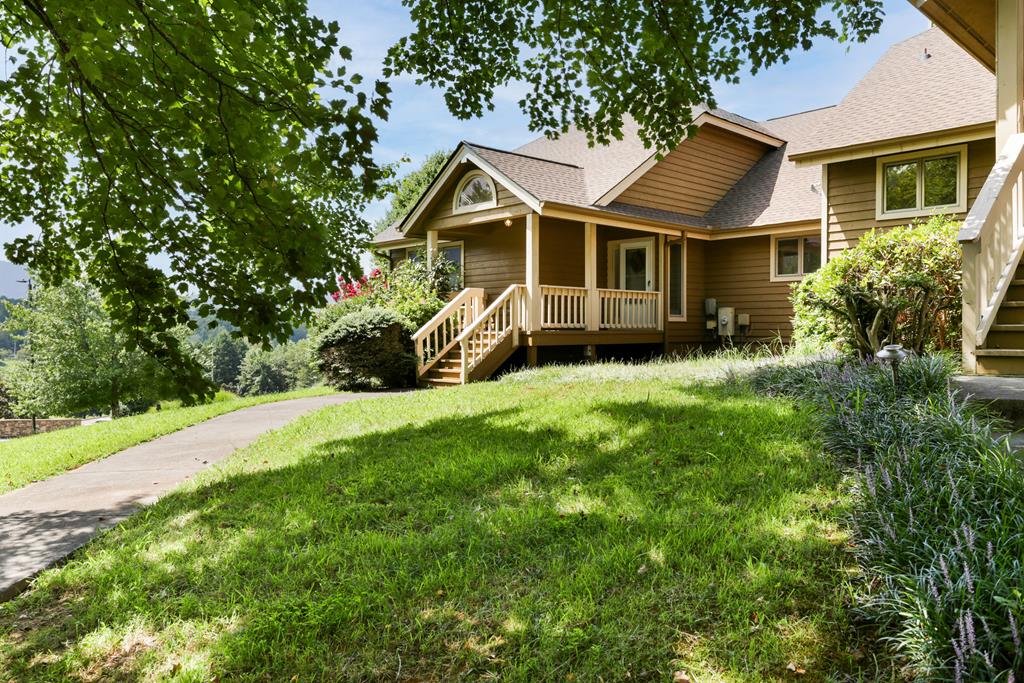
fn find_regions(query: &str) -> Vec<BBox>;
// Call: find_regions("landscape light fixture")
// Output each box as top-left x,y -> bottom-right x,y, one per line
875,343 -> 909,388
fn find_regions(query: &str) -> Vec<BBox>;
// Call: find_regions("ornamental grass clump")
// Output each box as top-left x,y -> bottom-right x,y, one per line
752,355 -> 1024,680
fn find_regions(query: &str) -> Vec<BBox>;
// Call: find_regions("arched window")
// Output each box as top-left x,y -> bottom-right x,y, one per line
452,171 -> 497,213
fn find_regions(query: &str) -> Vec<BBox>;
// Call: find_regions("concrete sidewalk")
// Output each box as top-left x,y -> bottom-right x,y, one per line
0,392 -> 391,600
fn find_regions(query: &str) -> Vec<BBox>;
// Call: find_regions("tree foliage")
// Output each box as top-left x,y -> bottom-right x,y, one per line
792,216 -> 962,356
0,0 -> 886,398
374,149 -> 451,234
208,330 -> 248,390
1,280 -> 176,417
387,1 -> 884,150
0,0 -> 390,398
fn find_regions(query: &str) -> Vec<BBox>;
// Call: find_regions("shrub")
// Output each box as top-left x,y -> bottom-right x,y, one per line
792,216 -> 961,356
752,356 -> 1024,679
236,346 -> 294,396
318,257 -> 458,337
316,307 -> 415,390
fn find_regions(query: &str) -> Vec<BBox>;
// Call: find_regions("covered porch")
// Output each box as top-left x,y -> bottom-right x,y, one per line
413,211 -> 682,384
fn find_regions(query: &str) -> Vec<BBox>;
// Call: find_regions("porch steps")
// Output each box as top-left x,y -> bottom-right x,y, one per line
976,263 -> 1024,375
420,336 -> 519,388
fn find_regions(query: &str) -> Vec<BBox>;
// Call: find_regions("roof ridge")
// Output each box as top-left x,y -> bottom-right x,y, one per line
763,104 -> 837,122
463,141 -> 583,169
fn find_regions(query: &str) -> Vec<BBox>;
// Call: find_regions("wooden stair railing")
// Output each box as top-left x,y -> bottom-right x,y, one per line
455,284 -> 524,383
412,288 -> 485,378
961,133 -> 1024,372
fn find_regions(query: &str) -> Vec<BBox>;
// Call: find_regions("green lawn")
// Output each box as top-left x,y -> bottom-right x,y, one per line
0,385 -> 335,494
0,361 -> 870,681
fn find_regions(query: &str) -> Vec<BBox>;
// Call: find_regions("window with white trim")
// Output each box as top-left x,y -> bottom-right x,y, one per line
876,145 -> 967,220
667,239 -> 686,319
771,234 -> 821,281
452,171 -> 497,213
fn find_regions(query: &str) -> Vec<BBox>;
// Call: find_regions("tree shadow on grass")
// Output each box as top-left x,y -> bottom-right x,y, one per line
1,383 -> 864,682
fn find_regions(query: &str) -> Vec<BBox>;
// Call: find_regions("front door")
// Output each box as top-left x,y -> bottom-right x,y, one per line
618,239 -> 654,291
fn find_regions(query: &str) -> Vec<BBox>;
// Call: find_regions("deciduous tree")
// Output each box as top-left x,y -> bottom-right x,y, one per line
2,280 -> 176,417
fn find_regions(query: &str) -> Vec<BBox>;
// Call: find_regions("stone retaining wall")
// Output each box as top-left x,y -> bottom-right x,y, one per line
0,419 -> 82,438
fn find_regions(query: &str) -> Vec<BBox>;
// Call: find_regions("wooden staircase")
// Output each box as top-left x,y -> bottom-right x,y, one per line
420,335 -> 519,388
975,264 -> 1024,374
962,133 -> 1024,376
413,284 -> 524,387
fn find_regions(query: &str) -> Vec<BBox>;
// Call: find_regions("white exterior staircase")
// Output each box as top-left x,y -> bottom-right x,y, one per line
962,133 -> 1024,375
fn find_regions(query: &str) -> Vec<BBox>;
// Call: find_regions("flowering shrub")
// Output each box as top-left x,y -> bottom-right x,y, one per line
321,257 -> 457,334
752,356 -> 1024,680
331,268 -> 382,303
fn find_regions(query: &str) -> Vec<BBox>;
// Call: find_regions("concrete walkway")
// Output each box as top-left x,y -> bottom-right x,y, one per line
0,392 -> 391,600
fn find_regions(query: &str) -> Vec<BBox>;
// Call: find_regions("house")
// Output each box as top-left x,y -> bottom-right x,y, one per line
373,22 -> 1007,386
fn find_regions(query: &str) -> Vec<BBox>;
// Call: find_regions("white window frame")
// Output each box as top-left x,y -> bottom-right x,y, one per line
874,144 -> 968,221
452,170 -> 498,215
770,233 -> 822,283
666,238 -> 687,321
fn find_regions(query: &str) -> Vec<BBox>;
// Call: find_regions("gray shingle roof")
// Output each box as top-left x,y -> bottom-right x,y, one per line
375,27 -> 992,243
372,220 -> 406,246
704,107 -> 832,229
512,118 -> 653,205
790,27 -> 995,158
465,144 -> 590,205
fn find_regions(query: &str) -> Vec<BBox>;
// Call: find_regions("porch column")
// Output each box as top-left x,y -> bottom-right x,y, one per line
657,234 -> 665,331
584,222 -> 599,331
996,0 -> 1024,151
525,213 -> 541,332
426,230 -> 439,269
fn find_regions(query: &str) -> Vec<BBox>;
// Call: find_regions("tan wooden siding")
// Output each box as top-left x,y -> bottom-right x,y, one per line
615,125 -> 769,216
423,167 -> 520,232
826,138 -> 995,256
461,221 -> 525,300
705,235 -> 797,342
665,237 -> 707,345
539,218 -> 586,287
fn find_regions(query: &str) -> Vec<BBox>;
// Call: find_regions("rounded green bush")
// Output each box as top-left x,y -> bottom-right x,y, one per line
316,307 -> 415,390
792,215 -> 961,356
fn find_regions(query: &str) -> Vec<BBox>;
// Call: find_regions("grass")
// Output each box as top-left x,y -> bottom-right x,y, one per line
0,385 -> 335,495
0,359 -> 871,681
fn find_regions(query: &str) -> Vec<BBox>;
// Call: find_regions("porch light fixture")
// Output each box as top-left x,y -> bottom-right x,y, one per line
875,344 -> 909,388
503,218 -> 513,227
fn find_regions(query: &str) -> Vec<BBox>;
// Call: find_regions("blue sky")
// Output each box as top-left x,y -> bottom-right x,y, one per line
0,0 -> 930,298
327,0 -> 931,225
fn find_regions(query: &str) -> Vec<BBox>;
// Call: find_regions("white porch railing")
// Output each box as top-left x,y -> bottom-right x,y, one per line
598,289 -> 662,330
960,133 -> 1024,370
412,287 -> 485,376
457,284 -> 523,382
541,285 -> 587,329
